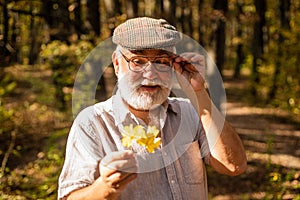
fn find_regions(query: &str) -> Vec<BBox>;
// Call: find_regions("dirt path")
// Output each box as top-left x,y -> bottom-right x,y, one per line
207,76 -> 300,199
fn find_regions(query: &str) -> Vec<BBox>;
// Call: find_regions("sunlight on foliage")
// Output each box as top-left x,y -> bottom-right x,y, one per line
40,40 -> 94,110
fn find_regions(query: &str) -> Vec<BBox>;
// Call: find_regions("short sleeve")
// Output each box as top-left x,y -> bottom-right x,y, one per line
57,108 -> 103,199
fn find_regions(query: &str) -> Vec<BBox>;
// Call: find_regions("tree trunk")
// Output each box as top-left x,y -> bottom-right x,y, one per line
42,0 -> 72,42
0,0 -> 8,65
268,0 -> 291,100
198,0 -> 205,46
103,0 -> 122,36
86,0 -> 101,36
3,0 -> 8,46
251,0 -> 266,96
179,0 -> 193,37
29,2 -> 37,65
165,0 -> 176,25
179,0 -> 185,33
234,0 -> 245,79
213,0 -> 228,75
114,0 -> 122,15
154,0 -> 164,18
126,0 -> 139,18
132,0 -> 139,17
73,0 -> 83,38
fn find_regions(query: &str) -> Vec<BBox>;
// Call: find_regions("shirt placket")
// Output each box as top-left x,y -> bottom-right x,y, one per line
162,125 -> 183,200
162,150 -> 183,200
160,104 -> 183,200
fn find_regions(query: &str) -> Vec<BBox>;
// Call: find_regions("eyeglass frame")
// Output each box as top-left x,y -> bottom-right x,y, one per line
119,51 -> 175,72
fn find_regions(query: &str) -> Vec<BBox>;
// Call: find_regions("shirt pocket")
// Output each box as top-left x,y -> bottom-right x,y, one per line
178,141 -> 205,184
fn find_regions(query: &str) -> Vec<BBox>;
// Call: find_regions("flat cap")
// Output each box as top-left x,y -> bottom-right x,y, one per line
112,17 -> 181,50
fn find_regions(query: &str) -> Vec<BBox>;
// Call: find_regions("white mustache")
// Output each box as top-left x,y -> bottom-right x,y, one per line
136,79 -> 170,88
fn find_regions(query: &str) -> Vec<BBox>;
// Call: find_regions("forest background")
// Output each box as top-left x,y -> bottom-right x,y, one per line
0,0 -> 299,199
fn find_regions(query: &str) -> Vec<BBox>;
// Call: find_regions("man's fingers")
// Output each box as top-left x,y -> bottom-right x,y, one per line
175,53 -> 205,64
183,63 -> 199,73
101,150 -> 134,163
101,151 -> 135,167
112,173 -> 138,190
117,173 -> 138,190
100,150 -> 137,177
101,158 -> 137,171
109,171 -> 137,183
105,171 -> 137,190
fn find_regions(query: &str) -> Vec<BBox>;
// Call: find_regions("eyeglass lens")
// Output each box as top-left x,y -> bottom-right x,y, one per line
130,56 -> 172,72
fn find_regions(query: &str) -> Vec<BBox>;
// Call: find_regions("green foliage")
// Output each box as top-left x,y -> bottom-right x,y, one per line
0,73 -> 16,148
263,133 -> 300,200
0,74 -> 16,184
40,40 -> 94,110
234,0 -> 300,117
265,164 -> 300,200
255,26 -> 300,115
0,127 -> 68,200
0,64 -> 72,199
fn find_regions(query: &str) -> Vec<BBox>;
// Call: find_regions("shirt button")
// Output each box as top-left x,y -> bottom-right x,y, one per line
171,180 -> 175,184
163,152 -> 168,156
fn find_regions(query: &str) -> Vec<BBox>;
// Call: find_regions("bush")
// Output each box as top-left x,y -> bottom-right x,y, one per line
40,40 -> 94,110
0,73 -> 16,177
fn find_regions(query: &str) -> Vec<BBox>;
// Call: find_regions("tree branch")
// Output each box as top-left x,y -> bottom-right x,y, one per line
0,130 -> 16,178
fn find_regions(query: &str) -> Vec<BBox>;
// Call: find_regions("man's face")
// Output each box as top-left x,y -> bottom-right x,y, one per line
115,49 -> 174,110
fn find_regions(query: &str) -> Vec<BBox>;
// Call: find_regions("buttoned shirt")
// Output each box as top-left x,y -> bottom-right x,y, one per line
58,91 -> 211,200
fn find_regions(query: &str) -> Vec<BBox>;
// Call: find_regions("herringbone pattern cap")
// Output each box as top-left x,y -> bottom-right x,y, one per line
112,17 -> 181,50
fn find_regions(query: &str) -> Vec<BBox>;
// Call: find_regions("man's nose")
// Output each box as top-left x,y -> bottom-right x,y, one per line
142,62 -> 158,79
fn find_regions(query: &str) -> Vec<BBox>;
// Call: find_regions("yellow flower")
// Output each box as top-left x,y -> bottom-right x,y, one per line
121,124 -> 138,148
147,125 -> 160,137
121,124 -> 161,153
137,136 -> 161,153
133,125 -> 147,138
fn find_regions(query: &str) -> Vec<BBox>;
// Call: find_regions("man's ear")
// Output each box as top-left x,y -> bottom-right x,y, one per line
112,51 -> 119,77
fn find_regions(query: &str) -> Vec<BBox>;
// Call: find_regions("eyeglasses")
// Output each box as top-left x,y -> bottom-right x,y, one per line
120,52 -> 173,72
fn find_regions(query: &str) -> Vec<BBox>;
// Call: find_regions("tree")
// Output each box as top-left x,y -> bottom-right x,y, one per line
42,0 -> 73,42
213,0 -> 228,75
103,0 -> 122,36
251,0 -> 266,96
154,0 -> 164,18
268,0 -> 291,100
198,0 -> 205,47
0,0 -> 11,65
86,0 -> 101,37
73,0 -> 84,38
234,0 -> 245,79
165,0 -> 177,25
179,0 -> 193,37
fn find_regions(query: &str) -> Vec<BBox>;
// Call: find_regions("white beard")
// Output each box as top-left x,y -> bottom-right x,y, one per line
118,75 -> 173,110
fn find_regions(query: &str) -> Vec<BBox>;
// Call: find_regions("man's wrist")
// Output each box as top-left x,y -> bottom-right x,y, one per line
91,177 -> 120,200
193,82 -> 207,92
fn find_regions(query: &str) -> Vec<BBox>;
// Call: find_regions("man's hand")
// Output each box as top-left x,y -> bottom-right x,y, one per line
99,150 -> 137,192
66,151 -> 137,200
173,52 -> 206,92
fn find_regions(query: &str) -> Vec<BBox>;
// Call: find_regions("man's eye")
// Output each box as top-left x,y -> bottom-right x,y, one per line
132,58 -> 148,65
154,58 -> 170,65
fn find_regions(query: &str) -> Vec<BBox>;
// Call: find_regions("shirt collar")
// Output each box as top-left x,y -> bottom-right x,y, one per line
111,90 -> 131,126
165,98 -> 179,115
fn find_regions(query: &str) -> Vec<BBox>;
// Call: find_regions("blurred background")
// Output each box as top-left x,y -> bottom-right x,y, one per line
0,0 -> 299,199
